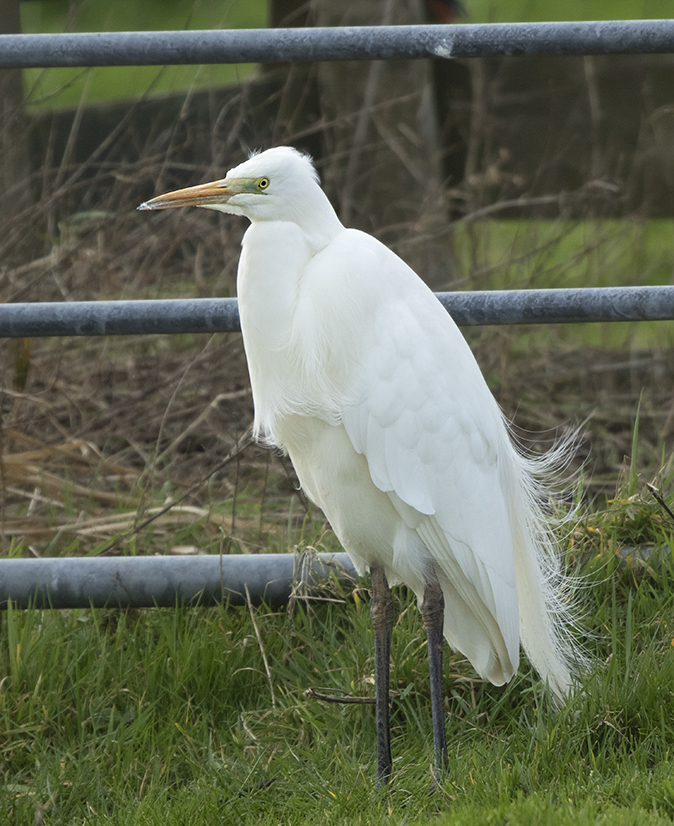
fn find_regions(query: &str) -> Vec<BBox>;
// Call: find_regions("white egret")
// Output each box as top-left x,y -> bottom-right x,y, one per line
138,146 -> 580,785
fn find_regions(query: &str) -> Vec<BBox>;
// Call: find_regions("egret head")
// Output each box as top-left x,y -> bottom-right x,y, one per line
138,146 -> 329,225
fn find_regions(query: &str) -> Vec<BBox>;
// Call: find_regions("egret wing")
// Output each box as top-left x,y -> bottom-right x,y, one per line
340,262 -> 520,680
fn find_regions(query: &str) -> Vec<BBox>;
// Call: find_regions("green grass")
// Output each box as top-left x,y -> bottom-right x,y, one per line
18,0 -> 674,112
454,220 -> 674,292
467,0 -> 674,22
2,473 -> 674,824
20,0 -> 266,111
451,219 -> 674,349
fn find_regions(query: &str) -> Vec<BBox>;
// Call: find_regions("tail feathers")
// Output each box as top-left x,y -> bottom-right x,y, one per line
433,568 -> 519,687
502,427 -> 586,701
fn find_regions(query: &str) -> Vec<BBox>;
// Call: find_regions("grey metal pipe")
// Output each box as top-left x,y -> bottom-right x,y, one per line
0,297 -> 241,338
0,553 -> 358,610
2,21 -> 674,69
1,287 -> 673,338
435,285 -> 674,325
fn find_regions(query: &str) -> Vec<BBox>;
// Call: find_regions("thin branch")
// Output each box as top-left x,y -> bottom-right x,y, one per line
646,483 -> 674,524
155,389 -> 250,466
452,194 -> 565,226
95,424 -> 253,556
304,687 -> 375,705
245,583 -> 276,710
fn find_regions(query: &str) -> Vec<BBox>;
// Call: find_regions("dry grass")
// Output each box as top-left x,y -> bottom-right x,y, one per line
2,70 -> 674,558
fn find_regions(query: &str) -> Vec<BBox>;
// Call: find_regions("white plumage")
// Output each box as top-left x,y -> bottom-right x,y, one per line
139,146 -> 580,782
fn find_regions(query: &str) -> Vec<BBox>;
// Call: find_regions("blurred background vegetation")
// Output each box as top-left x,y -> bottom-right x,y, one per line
1,0 -> 673,557
15,0 -> 674,109
3,6 -> 674,823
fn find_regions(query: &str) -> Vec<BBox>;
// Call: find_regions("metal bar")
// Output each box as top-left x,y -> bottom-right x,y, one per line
0,297 -> 241,338
0,287 -> 672,338
3,20 -> 674,69
0,553 -> 357,610
435,286 -> 674,325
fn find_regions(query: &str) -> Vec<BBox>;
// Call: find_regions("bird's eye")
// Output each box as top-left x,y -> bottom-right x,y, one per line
258,177 -> 270,190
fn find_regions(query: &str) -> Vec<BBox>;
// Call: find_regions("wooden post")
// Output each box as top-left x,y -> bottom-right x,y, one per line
311,0 -> 450,284
264,0 -> 323,160
0,0 -> 30,228
1,0 -> 32,399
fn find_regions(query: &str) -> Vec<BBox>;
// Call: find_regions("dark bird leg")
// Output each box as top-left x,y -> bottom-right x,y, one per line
370,564 -> 394,787
422,578 -> 448,783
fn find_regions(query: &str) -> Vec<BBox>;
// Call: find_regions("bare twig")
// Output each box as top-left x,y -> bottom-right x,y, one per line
245,583 -> 276,710
95,424 -> 253,556
304,687 -> 375,705
156,389 -> 250,465
452,194 -> 565,225
646,483 -> 674,524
